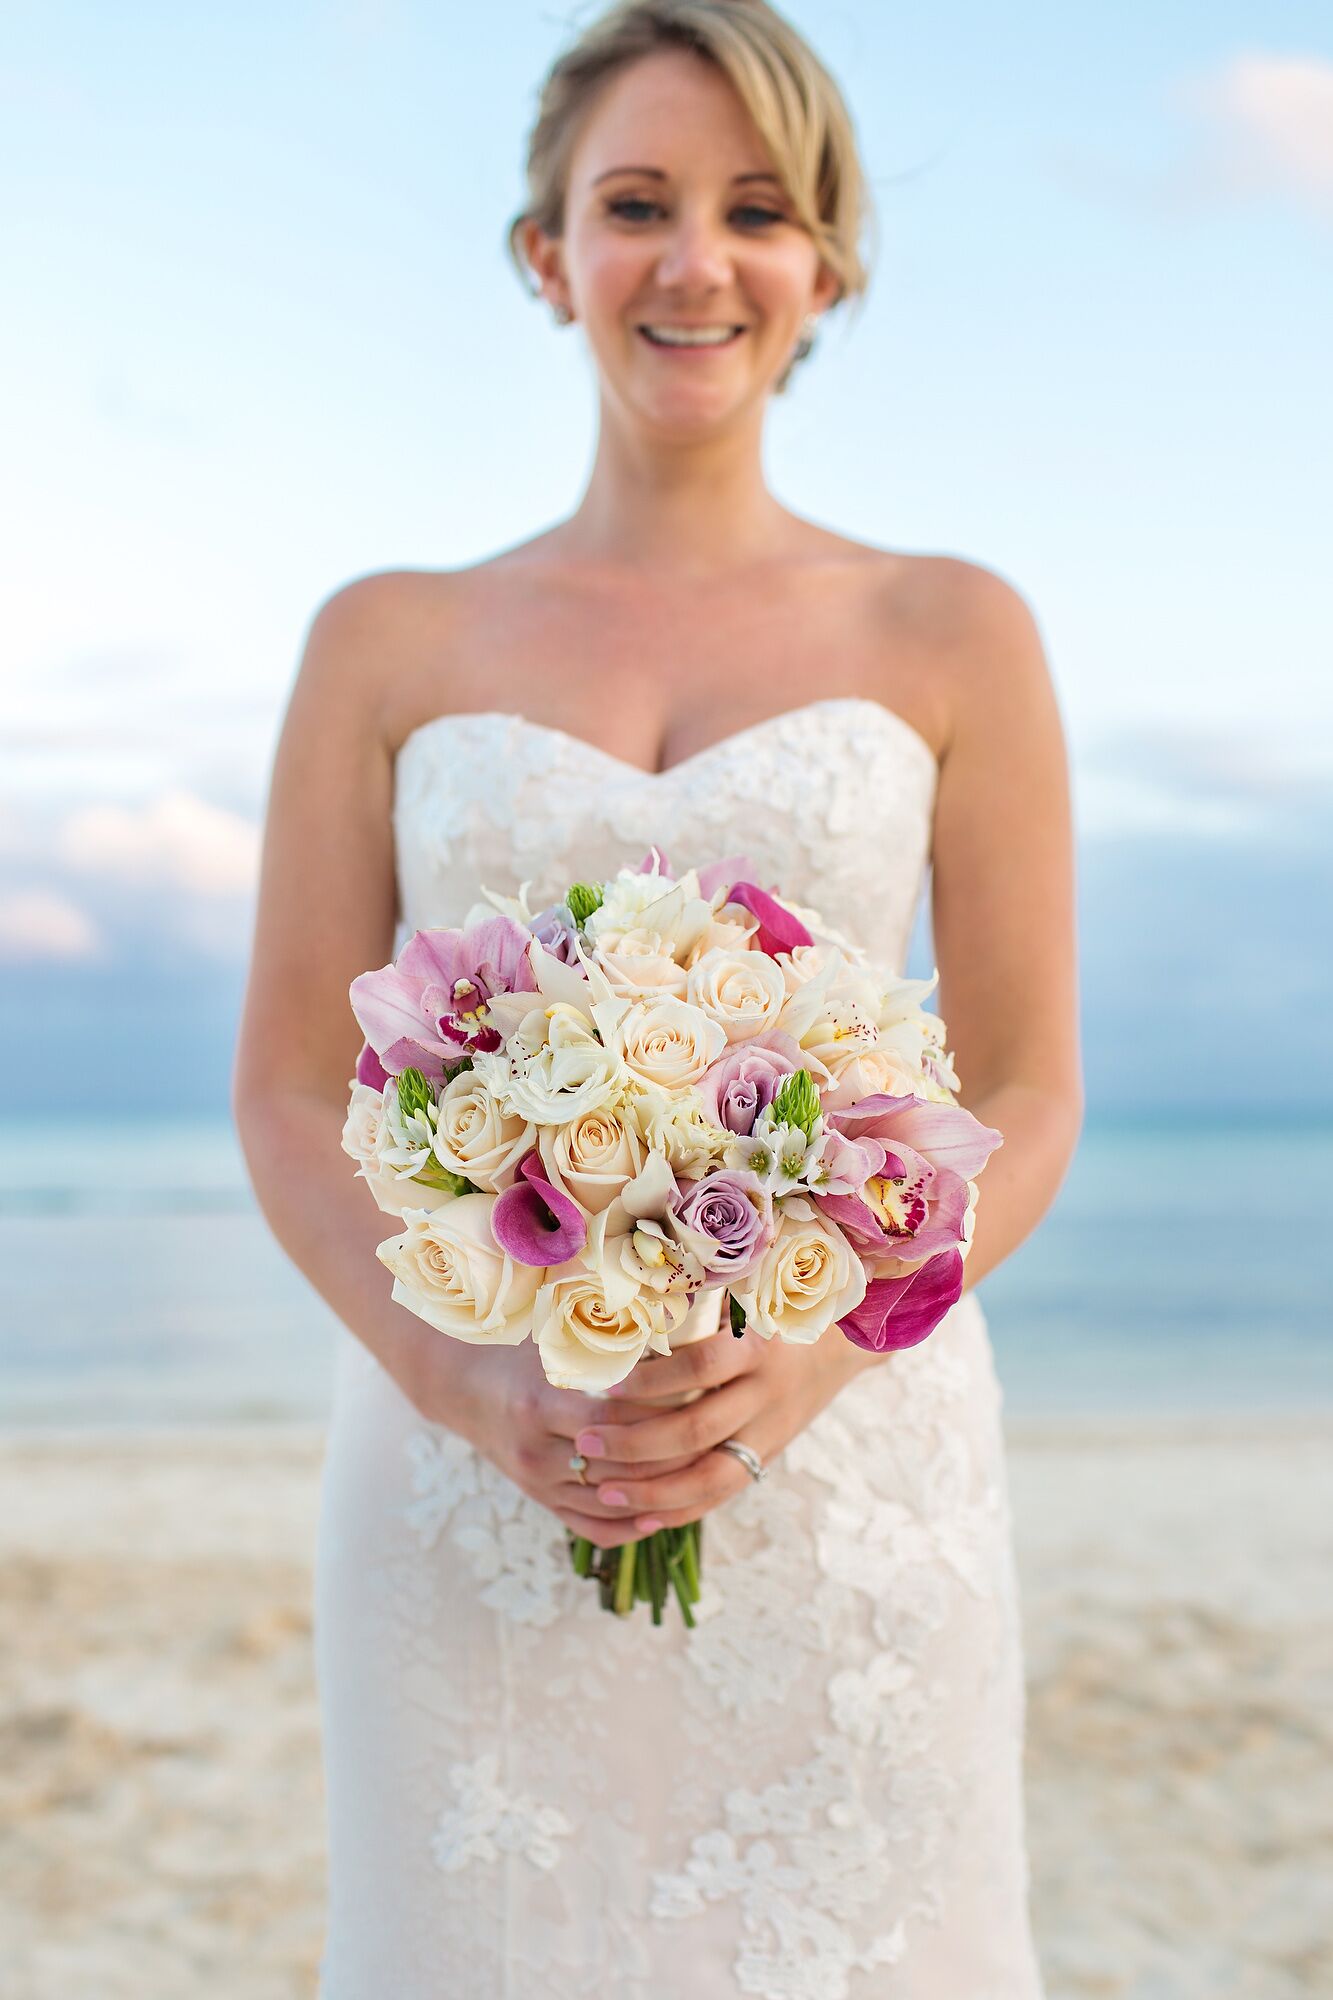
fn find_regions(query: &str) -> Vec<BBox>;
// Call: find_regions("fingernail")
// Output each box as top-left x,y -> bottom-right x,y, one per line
575,1430 -> 606,1457
637,1516 -> 664,1534
599,1486 -> 628,1506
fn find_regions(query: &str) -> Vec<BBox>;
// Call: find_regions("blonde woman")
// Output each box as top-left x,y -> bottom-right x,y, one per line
235,1 -> 1080,1992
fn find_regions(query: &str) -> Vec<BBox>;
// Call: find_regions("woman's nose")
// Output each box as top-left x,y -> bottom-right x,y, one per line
653,214 -> 734,290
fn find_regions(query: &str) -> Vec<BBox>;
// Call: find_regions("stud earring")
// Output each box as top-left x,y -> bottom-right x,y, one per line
552,302 -> 573,326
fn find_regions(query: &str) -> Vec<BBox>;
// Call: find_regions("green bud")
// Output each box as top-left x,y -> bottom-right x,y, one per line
396,1067 -> 433,1121
565,881 -> 604,927
771,1067 -> 820,1141
729,1293 -> 747,1337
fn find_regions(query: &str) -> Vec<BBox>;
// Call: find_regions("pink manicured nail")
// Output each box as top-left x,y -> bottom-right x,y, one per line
637,1516 -> 664,1533
575,1430 -> 606,1456
599,1486 -> 629,1506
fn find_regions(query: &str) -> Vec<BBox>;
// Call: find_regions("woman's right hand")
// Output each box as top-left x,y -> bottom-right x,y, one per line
406,1331 -> 695,1549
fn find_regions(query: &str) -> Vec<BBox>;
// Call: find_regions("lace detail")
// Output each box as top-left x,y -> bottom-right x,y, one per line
431,1751 -> 575,1873
314,703 -> 1045,1998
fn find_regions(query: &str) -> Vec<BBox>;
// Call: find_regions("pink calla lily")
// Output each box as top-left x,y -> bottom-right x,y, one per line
724,880 -> 813,955
490,1149 -> 588,1268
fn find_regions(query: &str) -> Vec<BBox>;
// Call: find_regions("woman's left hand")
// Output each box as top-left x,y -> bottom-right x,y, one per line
564,1318 -> 884,1540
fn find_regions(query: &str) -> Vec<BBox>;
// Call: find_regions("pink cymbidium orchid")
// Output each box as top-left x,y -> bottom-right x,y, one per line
350,916 -> 538,1078
813,1091 -> 1003,1350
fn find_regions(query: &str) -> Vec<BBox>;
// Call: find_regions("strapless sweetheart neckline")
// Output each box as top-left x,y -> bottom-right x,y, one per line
394,693 -> 939,784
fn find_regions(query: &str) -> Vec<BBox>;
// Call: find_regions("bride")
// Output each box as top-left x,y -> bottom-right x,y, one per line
234,2 -> 1082,1993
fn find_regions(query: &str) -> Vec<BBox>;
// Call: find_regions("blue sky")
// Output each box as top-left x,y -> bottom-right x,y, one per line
2,1 -> 1330,1114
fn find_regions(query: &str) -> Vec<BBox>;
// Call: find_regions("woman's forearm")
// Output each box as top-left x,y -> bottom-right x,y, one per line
234,1086 -> 439,1412
957,1080 -> 1084,1293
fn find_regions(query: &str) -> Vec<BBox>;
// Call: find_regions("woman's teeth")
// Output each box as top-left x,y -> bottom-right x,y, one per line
638,324 -> 743,348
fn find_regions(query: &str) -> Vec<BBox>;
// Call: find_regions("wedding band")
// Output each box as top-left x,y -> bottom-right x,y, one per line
568,1452 -> 590,1485
717,1438 -> 766,1482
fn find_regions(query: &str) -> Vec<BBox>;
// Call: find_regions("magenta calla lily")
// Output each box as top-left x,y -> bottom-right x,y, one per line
490,1149 -> 588,1268
838,1248 -> 965,1352
724,880 -> 813,955
350,916 -> 537,1078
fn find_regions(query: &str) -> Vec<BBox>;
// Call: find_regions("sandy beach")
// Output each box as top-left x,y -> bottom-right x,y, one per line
3,1416 -> 1330,2000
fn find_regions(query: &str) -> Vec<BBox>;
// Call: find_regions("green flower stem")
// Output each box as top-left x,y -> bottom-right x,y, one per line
681,1521 -> 701,1601
569,1535 -> 594,1578
613,1537 -> 638,1616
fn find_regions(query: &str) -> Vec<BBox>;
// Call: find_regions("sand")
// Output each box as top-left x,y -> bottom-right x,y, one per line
2,1415 -> 1330,1999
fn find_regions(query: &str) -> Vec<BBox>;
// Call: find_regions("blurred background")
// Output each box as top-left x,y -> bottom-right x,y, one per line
2,5 -> 1330,1996
3,0 -> 1330,1425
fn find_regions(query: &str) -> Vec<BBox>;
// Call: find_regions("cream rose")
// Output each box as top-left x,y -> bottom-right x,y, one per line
593,929 -> 689,999
614,995 -> 727,1091
819,1041 -> 922,1110
533,1153 -> 705,1389
731,1196 -> 868,1344
431,1071 -> 536,1193
537,1104 -> 646,1216
682,906 -> 759,964
376,1194 -> 542,1344
686,946 -> 787,1043
342,1081 -> 431,1217
628,1085 -> 730,1177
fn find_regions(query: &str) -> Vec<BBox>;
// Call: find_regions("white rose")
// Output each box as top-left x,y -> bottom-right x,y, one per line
732,1196 -> 868,1344
376,1195 -> 542,1344
628,1085 -> 729,1177
686,945 -> 787,1043
615,994 -> 727,1091
537,1104 -> 646,1215
431,1071 -> 536,1192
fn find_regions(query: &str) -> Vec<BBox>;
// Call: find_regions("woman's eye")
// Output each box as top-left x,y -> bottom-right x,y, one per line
605,198 -> 785,229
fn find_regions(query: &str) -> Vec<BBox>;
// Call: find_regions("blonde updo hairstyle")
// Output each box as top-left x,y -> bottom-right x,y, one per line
506,0 -> 875,394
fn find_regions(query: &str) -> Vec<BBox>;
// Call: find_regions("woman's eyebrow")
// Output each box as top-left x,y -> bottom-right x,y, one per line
591,166 -> 784,186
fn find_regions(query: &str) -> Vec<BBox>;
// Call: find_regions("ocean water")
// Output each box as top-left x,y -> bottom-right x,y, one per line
0,1116 -> 1329,1428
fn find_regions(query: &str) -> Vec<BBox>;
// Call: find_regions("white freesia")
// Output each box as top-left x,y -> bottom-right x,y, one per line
431,1070 -> 536,1192
376,1195 -> 542,1344
686,945 -> 787,1043
731,1195 -> 868,1344
613,994 -> 727,1092
720,1102 -> 823,1195
471,1003 -> 628,1126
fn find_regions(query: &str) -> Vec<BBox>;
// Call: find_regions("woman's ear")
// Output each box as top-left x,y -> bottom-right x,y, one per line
520,217 -> 573,318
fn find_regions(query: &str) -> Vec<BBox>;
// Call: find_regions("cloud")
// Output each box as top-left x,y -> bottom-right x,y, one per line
0,890 -> 100,964
1073,722 -> 1333,841
59,790 -> 261,898
1038,50 -> 1333,226
1178,52 -> 1333,217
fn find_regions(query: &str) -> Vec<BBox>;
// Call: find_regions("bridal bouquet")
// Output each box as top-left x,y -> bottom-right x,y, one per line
342,848 -> 1002,1626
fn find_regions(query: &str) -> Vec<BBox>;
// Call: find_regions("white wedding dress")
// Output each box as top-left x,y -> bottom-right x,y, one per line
314,695 -> 1045,1998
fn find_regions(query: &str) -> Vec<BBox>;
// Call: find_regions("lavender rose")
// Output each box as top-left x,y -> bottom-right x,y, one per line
695,1030 -> 808,1136
673,1168 -> 775,1282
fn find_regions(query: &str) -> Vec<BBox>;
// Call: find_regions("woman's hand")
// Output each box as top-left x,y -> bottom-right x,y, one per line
407,1329 -> 711,1550
563,1324 -> 885,1539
